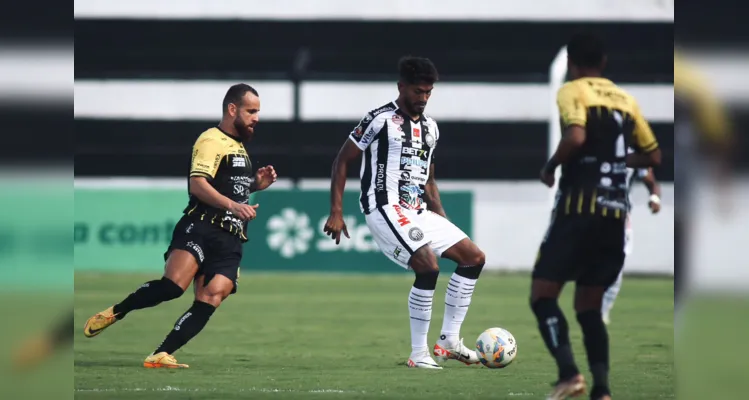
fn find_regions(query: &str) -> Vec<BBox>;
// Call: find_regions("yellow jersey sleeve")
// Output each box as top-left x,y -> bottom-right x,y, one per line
557,82 -> 586,128
190,137 -> 224,179
674,55 -> 731,144
631,102 -> 659,153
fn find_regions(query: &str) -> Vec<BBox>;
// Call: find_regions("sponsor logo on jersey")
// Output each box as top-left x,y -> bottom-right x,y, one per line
232,156 -> 246,168
402,147 -> 427,157
376,163 -> 386,191
400,185 -> 425,209
400,157 -> 428,168
392,114 -> 404,125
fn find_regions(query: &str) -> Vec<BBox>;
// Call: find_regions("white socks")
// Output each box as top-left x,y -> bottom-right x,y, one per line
408,287 -> 434,354
440,273 -> 477,343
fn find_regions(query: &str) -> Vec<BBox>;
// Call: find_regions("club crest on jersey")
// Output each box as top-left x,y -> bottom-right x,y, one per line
392,114 -> 404,125
425,133 -> 436,148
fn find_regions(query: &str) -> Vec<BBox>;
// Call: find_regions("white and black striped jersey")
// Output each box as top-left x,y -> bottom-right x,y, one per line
349,101 -> 440,215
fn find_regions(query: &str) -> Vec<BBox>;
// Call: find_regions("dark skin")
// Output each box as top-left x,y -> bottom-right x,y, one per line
534,58 -> 663,321
167,92 -> 278,306
323,81 -> 485,273
641,168 -> 661,214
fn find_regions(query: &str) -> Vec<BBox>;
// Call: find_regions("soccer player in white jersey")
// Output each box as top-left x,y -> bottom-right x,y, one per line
601,147 -> 661,325
323,56 -> 486,369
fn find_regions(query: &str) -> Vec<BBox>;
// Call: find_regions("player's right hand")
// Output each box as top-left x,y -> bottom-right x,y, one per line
229,202 -> 259,221
323,212 -> 350,245
540,169 -> 555,188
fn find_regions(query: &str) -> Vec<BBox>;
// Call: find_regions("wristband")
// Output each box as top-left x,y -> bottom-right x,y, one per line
249,178 -> 259,193
649,194 -> 661,205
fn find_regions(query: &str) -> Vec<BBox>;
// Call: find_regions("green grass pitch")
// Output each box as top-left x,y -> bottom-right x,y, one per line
74,272 -> 673,399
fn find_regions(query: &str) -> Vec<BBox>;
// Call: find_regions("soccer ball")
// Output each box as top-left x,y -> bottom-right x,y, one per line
475,327 -> 517,368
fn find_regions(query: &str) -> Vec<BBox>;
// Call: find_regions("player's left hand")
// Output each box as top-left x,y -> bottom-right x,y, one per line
254,165 -> 277,191
539,169 -> 555,188
648,200 -> 661,214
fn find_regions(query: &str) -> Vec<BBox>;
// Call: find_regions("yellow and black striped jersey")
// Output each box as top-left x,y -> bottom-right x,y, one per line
184,127 -> 253,241
555,77 -> 659,219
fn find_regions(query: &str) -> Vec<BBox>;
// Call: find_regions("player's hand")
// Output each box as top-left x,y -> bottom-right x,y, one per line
540,169 -> 555,188
229,202 -> 259,221
648,200 -> 661,214
254,165 -> 278,191
323,212 -> 350,245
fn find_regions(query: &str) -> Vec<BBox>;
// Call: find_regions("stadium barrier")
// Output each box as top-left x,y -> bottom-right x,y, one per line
74,183 -> 471,273
75,179 -> 675,275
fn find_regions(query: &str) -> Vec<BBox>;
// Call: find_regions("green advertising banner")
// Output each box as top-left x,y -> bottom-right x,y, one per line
75,188 -> 472,273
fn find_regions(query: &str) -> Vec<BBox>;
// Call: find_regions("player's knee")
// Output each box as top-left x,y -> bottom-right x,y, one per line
470,249 -> 486,267
161,277 -> 185,301
530,297 -> 558,316
413,269 -> 440,291
574,287 -> 604,313
195,288 -> 227,308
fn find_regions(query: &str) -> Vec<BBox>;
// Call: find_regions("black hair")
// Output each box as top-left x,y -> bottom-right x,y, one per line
567,33 -> 606,69
222,83 -> 259,113
398,56 -> 439,85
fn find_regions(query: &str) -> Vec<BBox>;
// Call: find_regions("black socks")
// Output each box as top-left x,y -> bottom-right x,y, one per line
531,298 -> 580,381
113,277 -> 184,320
577,310 -> 611,398
154,301 -> 216,355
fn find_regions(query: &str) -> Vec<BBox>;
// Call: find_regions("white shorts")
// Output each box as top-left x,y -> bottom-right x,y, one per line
365,204 -> 469,269
624,215 -> 633,256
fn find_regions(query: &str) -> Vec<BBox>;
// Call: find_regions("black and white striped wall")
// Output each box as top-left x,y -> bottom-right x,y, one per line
74,0 -> 675,181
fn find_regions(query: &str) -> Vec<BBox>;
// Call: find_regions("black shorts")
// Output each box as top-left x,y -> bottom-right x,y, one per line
164,215 -> 243,294
533,214 -> 625,287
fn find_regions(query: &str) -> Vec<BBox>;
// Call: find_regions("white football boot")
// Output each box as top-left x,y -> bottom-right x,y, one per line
433,335 -> 481,365
407,350 -> 443,369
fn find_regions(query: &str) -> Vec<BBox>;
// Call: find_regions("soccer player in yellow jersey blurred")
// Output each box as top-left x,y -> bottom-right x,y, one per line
674,52 -> 733,311
533,33 -> 662,400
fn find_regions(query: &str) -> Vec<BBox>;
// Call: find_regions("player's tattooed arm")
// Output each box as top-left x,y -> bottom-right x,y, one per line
424,164 -> 447,219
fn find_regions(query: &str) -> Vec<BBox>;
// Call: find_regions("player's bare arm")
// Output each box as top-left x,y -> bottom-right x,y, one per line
189,176 -> 258,221
323,139 -> 362,244
540,125 -> 586,187
625,148 -> 661,169
423,164 -> 447,218
641,168 -> 661,214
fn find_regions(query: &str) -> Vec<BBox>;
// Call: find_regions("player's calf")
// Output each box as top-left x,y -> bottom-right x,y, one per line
434,239 -> 485,364
148,274 -> 230,362
575,286 -> 611,399
83,277 -> 185,338
406,246 -> 442,369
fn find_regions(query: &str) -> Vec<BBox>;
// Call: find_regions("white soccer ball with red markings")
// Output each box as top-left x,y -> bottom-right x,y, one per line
475,327 -> 517,368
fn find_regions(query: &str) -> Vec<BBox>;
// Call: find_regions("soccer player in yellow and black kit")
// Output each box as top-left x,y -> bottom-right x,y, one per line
531,34 -> 662,400
82,84 -> 278,368
674,52 -> 732,310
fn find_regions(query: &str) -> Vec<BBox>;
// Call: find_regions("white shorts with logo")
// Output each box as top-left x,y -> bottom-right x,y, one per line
364,204 -> 469,269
